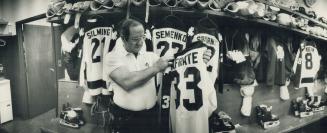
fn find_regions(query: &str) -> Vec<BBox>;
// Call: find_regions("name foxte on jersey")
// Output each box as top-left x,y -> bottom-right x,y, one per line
86,28 -> 113,39
173,51 -> 199,69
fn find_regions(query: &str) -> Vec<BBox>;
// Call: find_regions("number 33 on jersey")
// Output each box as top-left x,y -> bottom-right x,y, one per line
168,41 -> 218,133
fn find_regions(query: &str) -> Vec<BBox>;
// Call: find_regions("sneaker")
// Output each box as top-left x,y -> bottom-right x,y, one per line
59,103 -> 85,128
256,105 -> 280,129
307,96 -> 325,112
296,98 -> 314,118
59,110 -> 81,128
291,100 -> 299,116
210,112 -> 236,133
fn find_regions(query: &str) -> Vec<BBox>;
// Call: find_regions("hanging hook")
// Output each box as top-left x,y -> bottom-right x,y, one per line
126,0 -> 131,19
165,7 -> 175,19
304,34 -> 311,41
198,13 -> 217,28
163,7 -> 185,28
87,14 -> 104,23
0,39 -> 6,47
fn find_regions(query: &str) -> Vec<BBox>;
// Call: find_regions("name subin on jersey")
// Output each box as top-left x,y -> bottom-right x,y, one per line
193,34 -> 218,46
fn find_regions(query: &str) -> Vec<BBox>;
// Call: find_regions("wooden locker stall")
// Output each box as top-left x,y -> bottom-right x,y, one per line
10,15 -> 59,119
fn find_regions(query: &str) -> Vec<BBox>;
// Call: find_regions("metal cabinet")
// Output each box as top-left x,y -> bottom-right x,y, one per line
0,79 -> 13,123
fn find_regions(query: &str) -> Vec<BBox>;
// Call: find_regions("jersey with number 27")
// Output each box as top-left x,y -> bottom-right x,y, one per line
151,27 -> 188,133
292,44 -> 321,88
169,41 -> 218,133
80,27 -> 117,96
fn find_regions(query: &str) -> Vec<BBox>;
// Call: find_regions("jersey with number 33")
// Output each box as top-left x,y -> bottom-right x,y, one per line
169,41 -> 218,133
151,26 -> 188,133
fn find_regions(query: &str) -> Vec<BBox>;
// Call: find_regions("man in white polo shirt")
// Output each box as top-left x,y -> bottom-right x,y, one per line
104,19 -> 168,133
104,19 -> 213,133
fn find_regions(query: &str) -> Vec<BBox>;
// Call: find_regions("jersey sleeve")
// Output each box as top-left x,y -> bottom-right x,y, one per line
61,26 -> 79,53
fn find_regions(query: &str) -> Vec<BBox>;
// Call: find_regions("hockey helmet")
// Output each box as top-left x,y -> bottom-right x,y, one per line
132,0 -> 146,6
319,17 -> 327,24
72,1 -> 91,12
238,0 -> 257,16
162,0 -> 180,7
197,0 -> 211,9
276,13 -> 292,26
148,0 -> 162,6
224,1 -> 248,13
90,0 -> 114,11
253,3 -> 265,18
180,0 -> 197,7
46,0 -> 66,18
112,0 -> 128,8
208,0 -> 234,11
224,2 -> 238,13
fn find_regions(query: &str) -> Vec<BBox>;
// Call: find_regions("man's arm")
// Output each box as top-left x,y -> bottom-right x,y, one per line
109,57 -> 170,91
107,48 -> 212,92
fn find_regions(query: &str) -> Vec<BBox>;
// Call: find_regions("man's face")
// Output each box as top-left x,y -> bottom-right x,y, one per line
125,25 -> 145,54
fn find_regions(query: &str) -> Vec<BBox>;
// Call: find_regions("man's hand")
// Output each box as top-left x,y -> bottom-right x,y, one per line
153,48 -> 212,72
203,48 -> 213,64
153,56 -> 173,72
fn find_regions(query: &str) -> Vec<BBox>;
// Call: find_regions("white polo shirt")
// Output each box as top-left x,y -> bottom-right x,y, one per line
104,39 -> 159,111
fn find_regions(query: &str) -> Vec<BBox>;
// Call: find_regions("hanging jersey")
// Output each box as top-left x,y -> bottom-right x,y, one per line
316,42 -> 327,79
61,26 -> 82,81
79,26 -> 117,96
292,41 -> 321,88
169,41 -> 218,133
152,27 -> 187,58
62,39 -> 83,81
248,30 -> 262,82
264,32 -> 292,86
151,26 -> 188,133
221,29 -> 260,85
189,24 -> 222,80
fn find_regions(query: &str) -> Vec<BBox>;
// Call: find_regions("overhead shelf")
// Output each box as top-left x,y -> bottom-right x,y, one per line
0,19 -> 8,25
47,7 -> 327,42
46,16 -> 64,24
255,0 -> 327,28
0,34 -> 13,37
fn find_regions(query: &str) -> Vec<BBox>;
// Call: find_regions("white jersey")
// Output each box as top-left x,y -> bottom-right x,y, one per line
151,27 -> 187,133
191,32 -> 221,79
152,27 -> 187,59
79,27 -> 117,96
292,43 -> 321,88
170,41 -> 218,133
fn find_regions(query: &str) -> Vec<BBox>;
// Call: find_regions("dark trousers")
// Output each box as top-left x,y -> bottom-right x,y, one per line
111,104 -> 159,133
